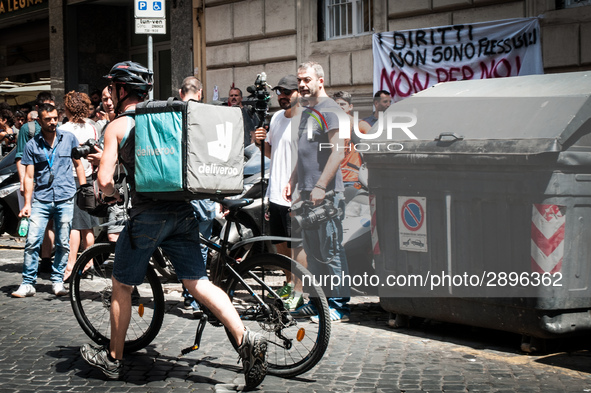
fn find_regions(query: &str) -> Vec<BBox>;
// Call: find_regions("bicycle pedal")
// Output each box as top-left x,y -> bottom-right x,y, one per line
180,345 -> 199,356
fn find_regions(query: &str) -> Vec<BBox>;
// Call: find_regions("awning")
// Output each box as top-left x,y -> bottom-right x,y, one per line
0,78 -> 51,106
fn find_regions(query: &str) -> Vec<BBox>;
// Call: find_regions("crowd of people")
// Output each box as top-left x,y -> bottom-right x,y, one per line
3,61 -> 393,388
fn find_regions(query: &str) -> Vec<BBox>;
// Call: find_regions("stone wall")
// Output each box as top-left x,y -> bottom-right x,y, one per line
201,0 -> 591,112
204,0 -> 298,102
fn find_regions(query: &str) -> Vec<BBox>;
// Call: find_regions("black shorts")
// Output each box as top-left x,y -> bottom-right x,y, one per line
268,202 -> 293,247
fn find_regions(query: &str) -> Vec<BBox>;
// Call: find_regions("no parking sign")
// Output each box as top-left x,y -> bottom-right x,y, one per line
399,196 -> 428,252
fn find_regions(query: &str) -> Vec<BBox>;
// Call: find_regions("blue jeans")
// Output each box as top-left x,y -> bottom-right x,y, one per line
190,199 -> 216,262
113,203 -> 208,286
300,192 -> 350,313
22,198 -> 74,285
182,200 -> 216,304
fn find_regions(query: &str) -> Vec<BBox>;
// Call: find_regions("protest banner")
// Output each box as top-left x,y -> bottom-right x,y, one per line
372,17 -> 543,102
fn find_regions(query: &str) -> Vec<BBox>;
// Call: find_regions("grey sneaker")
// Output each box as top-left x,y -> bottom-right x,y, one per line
52,282 -> 68,296
80,343 -> 123,380
237,329 -> 267,389
11,284 -> 35,298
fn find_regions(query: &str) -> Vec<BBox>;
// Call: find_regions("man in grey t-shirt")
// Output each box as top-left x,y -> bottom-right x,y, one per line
284,61 -> 350,322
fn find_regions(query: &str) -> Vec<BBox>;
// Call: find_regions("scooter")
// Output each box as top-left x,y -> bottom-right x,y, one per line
0,148 -> 21,235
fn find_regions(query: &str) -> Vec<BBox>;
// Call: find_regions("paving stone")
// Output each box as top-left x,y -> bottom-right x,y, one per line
1,243 -> 591,392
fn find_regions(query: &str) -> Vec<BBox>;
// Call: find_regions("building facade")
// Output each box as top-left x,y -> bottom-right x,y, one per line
0,0 -> 590,111
202,0 -> 591,112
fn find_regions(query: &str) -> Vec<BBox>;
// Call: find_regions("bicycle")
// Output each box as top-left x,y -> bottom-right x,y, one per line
70,197 -> 331,377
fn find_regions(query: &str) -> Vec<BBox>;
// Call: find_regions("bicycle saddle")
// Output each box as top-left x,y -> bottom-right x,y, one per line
219,198 -> 254,211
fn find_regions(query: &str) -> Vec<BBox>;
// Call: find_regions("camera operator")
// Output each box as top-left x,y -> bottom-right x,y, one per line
283,61 -> 351,322
58,91 -> 99,282
228,85 -> 261,148
253,74 -> 308,310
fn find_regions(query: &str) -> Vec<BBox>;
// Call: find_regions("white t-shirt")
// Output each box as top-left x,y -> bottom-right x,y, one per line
266,109 -> 300,206
59,121 -> 97,178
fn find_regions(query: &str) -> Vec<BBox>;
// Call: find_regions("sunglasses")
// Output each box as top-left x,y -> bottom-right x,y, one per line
275,88 -> 295,96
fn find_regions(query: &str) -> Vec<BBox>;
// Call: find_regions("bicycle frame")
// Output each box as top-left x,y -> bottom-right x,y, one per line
71,198 -> 331,376
183,211 -> 294,353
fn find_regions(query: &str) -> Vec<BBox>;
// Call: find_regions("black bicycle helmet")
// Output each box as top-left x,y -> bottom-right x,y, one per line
104,61 -> 153,96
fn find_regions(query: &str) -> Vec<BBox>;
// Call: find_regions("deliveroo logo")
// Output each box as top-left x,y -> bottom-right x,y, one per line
208,122 -> 233,162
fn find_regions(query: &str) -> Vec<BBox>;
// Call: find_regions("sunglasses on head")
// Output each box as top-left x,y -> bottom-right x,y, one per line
275,88 -> 295,96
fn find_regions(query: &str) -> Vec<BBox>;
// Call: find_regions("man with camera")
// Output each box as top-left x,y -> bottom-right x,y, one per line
11,103 -> 86,298
80,62 -> 268,388
228,86 -> 261,148
283,61 -> 351,322
253,74 -> 308,310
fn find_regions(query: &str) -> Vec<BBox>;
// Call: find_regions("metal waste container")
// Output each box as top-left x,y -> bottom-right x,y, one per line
363,71 -> 591,338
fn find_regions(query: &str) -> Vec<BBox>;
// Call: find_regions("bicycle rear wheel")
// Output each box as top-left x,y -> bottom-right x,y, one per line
70,243 -> 165,354
224,253 -> 331,377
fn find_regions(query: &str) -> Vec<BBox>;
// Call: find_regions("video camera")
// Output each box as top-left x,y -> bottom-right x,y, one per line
291,192 -> 342,234
72,138 -> 100,159
246,72 -> 271,126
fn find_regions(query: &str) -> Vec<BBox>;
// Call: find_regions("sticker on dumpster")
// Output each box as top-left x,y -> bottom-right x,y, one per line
399,197 -> 427,252
531,204 -> 565,274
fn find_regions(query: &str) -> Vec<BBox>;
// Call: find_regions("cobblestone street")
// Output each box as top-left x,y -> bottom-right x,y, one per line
1,235 -> 591,392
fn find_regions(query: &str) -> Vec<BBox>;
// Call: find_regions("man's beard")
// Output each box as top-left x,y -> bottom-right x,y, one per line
279,98 -> 292,110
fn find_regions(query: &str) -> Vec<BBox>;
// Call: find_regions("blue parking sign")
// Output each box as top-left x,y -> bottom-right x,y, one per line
135,0 -> 166,18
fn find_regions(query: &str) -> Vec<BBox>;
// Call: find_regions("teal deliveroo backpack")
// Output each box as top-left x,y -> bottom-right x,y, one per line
134,98 -> 244,200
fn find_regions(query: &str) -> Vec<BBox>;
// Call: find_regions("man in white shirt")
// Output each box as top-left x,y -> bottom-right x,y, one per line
253,74 -> 305,309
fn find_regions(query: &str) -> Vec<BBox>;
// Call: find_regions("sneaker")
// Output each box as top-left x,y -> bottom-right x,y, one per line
310,307 -> 350,324
80,343 -> 123,380
283,293 -> 304,311
290,301 -> 317,317
52,282 -> 68,296
237,329 -> 268,389
11,284 -> 35,298
190,300 -> 201,312
267,282 -> 293,299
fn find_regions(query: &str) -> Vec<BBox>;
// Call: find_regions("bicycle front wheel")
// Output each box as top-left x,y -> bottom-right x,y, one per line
225,253 -> 331,377
70,243 -> 165,354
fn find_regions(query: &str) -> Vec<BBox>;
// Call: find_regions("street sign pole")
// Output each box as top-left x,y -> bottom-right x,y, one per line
148,34 -> 154,99
134,0 -> 166,100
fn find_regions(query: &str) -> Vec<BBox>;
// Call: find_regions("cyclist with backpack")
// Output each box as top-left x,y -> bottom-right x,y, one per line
80,61 -> 268,388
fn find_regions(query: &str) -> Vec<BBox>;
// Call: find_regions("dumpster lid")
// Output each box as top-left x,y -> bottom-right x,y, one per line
367,71 -> 591,155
